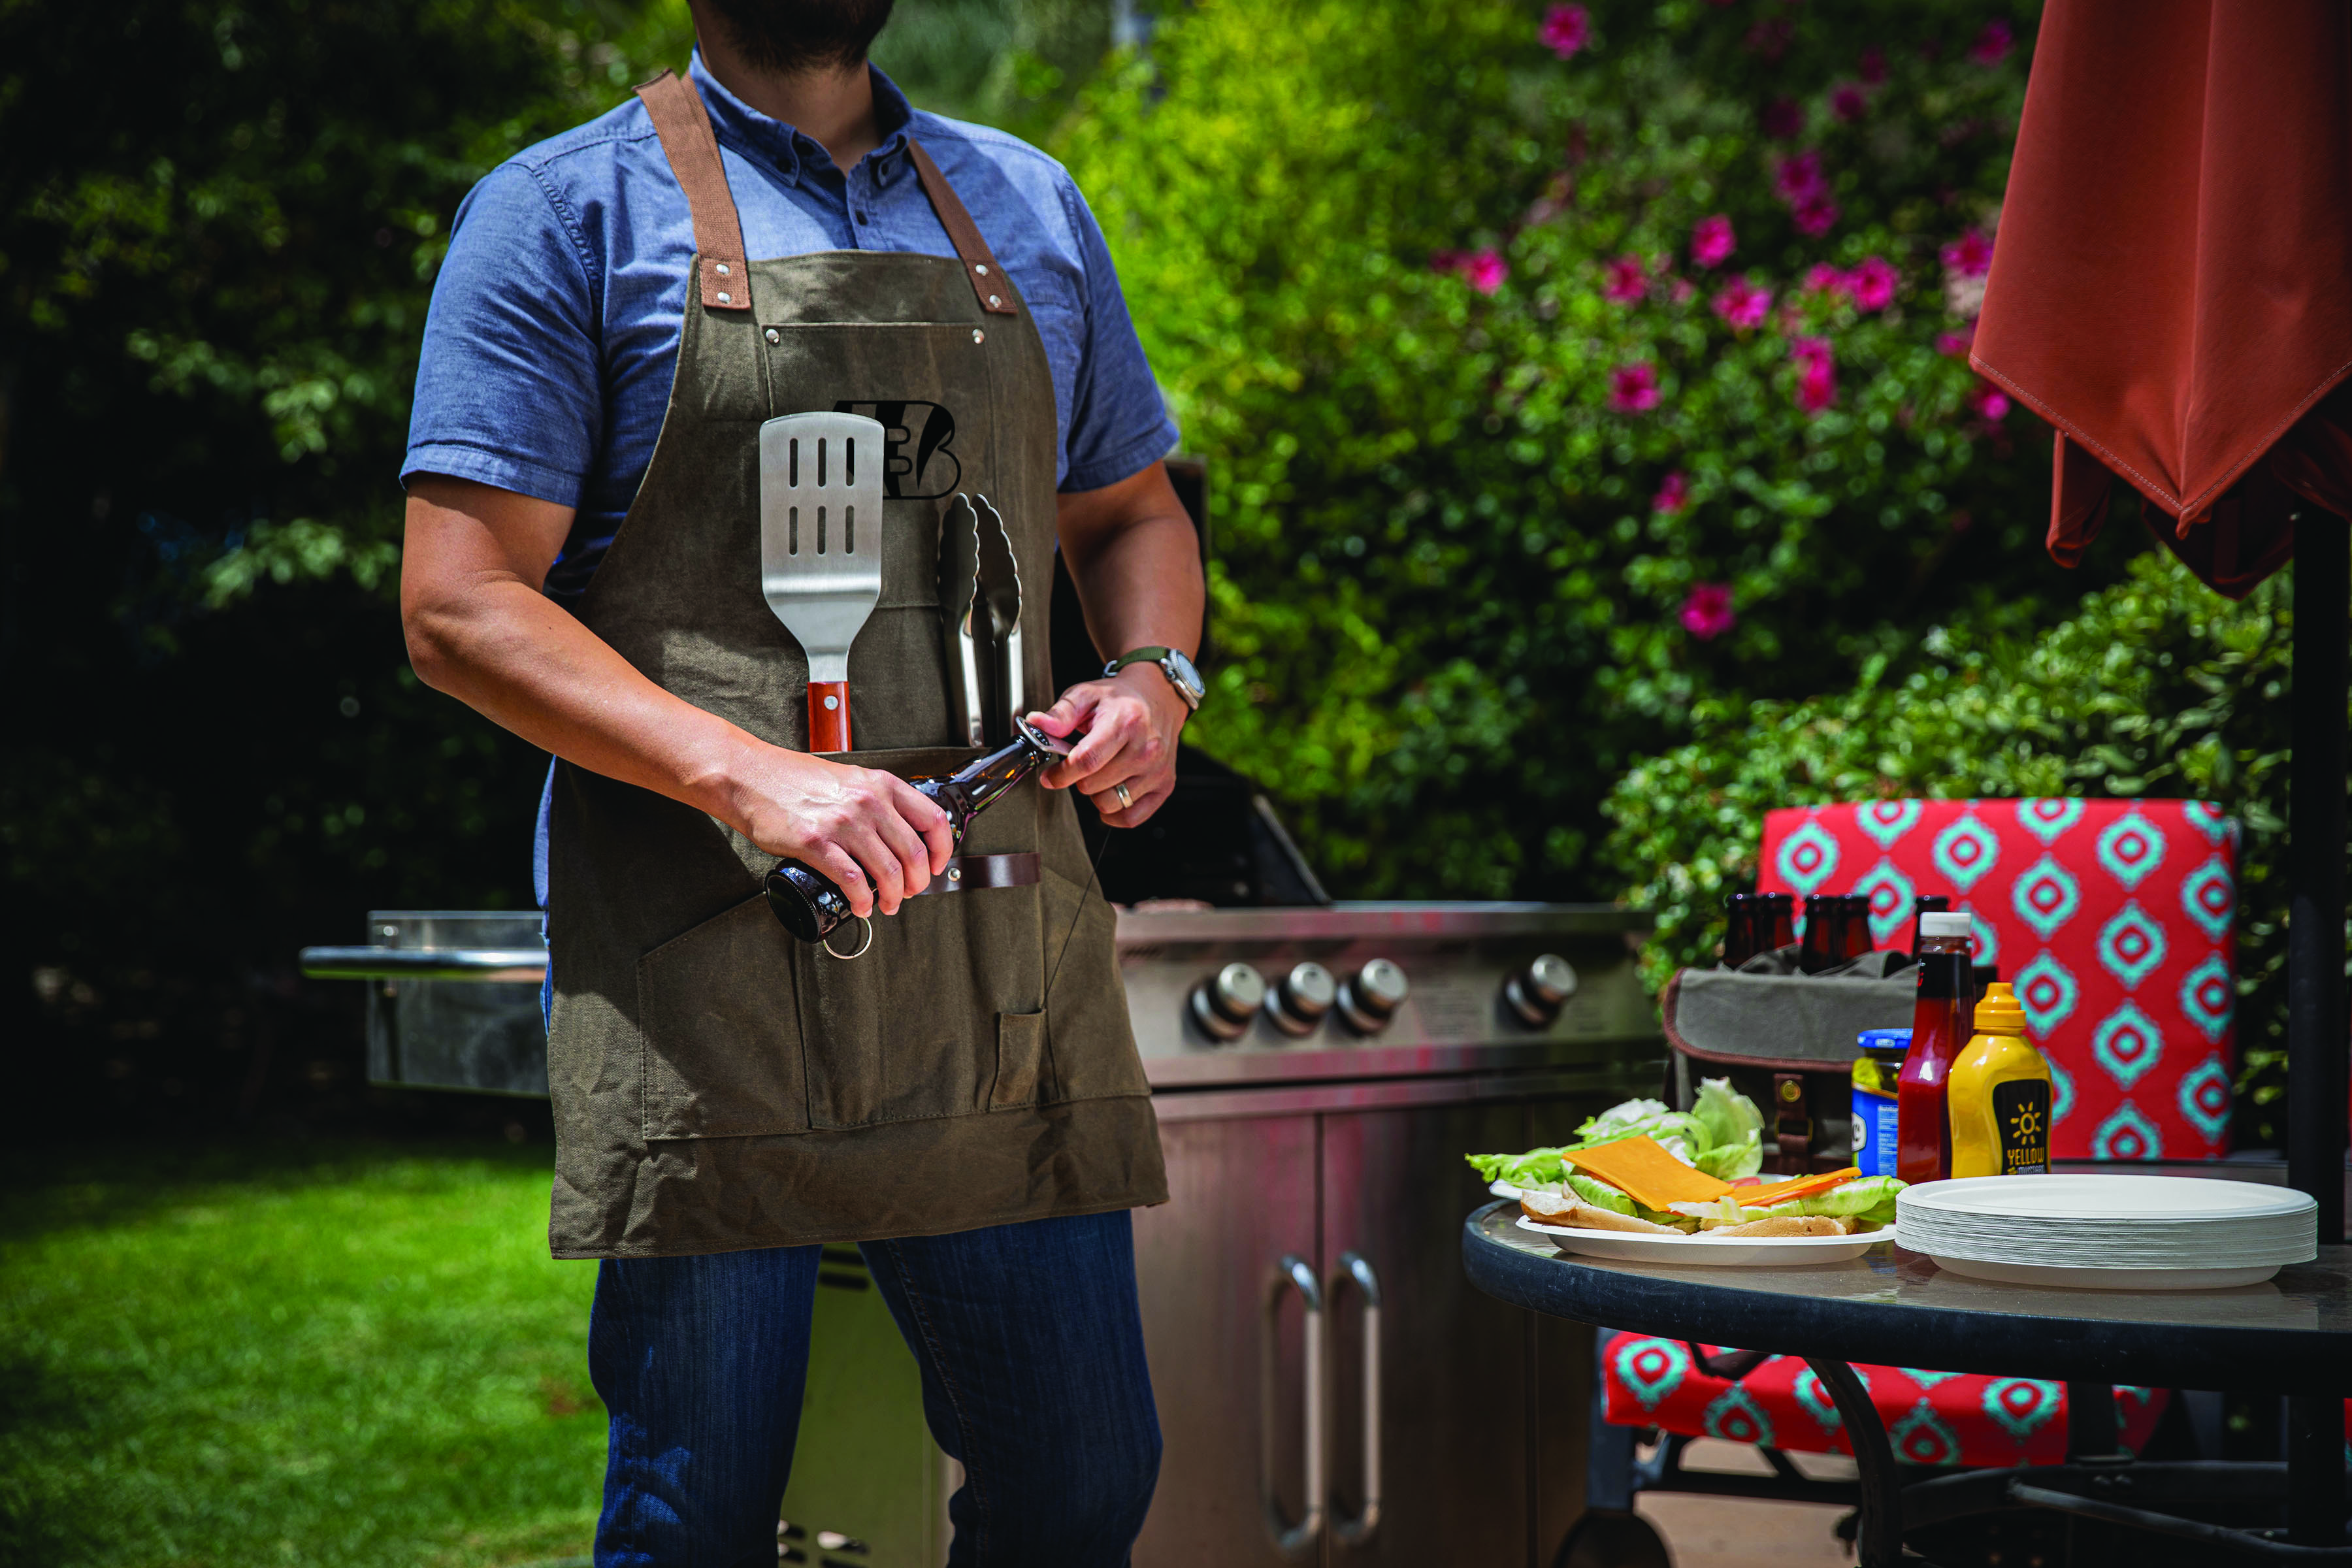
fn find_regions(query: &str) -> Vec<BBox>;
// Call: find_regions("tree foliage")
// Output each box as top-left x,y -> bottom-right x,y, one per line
1059,0 -> 2127,898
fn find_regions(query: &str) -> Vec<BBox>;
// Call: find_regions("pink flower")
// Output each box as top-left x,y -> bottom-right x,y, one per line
1792,197 -> 1840,237
1803,263 -> 1851,297
1652,471 -> 1691,515
1970,380 -> 2011,421
1860,46 -> 1889,85
1710,274 -> 1773,330
1603,254 -> 1649,302
1791,337 -> 1837,413
1681,583 -> 1737,640
1760,99 -> 1803,140
1691,214 -> 1737,269
1610,362 -> 1661,413
1539,4 -> 1591,59
1940,228 -> 1995,278
1936,325 -> 1977,357
1968,19 -> 2014,67
1669,278 -> 1695,304
1847,255 -> 1899,311
1830,83 -> 1868,123
1773,151 -> 1828,204
1433,247 -> 1509,294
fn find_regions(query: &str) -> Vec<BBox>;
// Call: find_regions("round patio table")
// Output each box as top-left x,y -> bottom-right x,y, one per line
1462,1200 -> 2352,1567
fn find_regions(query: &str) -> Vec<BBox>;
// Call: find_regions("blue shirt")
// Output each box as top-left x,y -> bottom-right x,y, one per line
403,52 -> 1177,604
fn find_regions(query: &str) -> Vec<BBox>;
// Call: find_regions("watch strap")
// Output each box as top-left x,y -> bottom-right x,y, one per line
1103,646 -> 1175,677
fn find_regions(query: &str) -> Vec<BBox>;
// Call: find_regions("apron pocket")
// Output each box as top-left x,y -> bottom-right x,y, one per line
1040,864 -> 1151,1103
638,893 -> 810,1140
798,745 -> 1045,1129
990,1011 -> 1046,1109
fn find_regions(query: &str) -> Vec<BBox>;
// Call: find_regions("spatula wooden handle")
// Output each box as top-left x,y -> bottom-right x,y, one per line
808,682 -> 851,753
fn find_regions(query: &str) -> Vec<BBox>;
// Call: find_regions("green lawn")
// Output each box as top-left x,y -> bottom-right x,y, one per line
0,1141 -> 606,1568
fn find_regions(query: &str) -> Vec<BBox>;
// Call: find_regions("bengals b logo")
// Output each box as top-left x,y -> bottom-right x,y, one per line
833,400 -> 961,499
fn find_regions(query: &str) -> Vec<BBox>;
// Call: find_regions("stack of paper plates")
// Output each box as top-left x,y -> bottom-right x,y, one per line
1897,1175 -> 2317,1290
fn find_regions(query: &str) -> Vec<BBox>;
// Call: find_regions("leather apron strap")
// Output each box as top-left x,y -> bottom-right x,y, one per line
634,71 -> 750,312
633,68 -> 1019,319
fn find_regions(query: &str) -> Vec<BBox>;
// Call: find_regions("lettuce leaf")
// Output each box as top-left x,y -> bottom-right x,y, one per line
1693,1128 -> 1763,1181
1575,1098 -> 1672,1141
1566,1173 -> 1636,1215
1693,1077 -> 1765,1152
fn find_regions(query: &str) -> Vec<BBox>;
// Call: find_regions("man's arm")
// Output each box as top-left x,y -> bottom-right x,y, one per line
400,475 -> 951,917
1028,461 -> 1205,825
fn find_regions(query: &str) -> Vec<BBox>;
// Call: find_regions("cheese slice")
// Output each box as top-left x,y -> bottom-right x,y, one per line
1738,1167 -> 1863,1207
1561,1135 -> 1735,1211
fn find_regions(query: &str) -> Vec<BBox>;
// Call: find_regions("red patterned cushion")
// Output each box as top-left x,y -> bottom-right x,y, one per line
1602,1331 -> 2169,1467
1759,800 -> 2240,1160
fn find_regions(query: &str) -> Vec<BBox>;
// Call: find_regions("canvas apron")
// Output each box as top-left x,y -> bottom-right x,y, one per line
541,71 -> 1166,1259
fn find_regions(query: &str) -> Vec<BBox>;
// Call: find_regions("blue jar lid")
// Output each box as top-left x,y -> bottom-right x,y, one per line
1857,1028 -> 1914,1050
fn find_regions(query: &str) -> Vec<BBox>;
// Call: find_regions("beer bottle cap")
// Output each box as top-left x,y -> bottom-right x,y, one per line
1919,911 -> 1975,939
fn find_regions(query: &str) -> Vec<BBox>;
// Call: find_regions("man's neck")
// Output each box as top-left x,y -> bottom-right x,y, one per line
694,31 -> 883,172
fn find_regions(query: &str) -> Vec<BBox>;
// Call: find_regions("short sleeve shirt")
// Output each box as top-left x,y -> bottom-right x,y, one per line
403,52 -> 1177,604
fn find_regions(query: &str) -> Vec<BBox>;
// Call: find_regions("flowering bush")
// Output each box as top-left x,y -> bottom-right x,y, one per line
1061,1 -> 2102,897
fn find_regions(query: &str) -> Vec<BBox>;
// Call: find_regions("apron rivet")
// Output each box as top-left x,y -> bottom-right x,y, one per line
987,295 -> 1002,308
972,329 -> 985,344
975,263 -> 989,276
766,328 -> 781,346
717,291 -> 732,304
949,866 -> 962,881
715,263 -> 730,276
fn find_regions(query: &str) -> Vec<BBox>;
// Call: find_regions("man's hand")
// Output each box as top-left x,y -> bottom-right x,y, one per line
1026,664 -> 1188,826
723,743 -> 955,918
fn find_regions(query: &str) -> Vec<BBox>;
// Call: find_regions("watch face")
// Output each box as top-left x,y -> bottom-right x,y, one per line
1162,649 -> 1205,702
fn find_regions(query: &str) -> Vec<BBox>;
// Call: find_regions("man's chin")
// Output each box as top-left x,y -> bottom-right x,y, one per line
701,0 -> 898,74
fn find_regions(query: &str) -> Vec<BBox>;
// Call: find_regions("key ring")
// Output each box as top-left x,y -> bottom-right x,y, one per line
822,915 -> 874,961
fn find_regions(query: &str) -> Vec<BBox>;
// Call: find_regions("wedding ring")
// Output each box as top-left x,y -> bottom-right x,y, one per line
1114,783 -> 1132,811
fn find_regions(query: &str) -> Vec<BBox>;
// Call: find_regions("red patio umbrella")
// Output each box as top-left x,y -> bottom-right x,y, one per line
1972,0 -> 2350,1544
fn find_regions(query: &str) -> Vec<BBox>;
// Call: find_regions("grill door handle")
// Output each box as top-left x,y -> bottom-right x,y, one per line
299,945 -> 547,983
1262,1254 -> 1326,1555
1331,1250 -> 1382,1546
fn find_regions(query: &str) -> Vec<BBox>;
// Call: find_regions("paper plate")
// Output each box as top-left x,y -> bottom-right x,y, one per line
1924,1254 -> 2284,1291
1898,1175 -> 2317,1277
1515,1214 -> 1894,1267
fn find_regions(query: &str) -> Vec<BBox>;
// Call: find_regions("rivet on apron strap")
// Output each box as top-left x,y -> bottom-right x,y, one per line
634,69 -> 752,313
907,140 -> 1021,318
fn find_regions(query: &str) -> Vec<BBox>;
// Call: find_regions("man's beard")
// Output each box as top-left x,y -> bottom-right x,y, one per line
700,0 -> 897,73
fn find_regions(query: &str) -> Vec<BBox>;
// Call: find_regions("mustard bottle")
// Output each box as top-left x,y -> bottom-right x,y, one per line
1947,982 -> 2053,1178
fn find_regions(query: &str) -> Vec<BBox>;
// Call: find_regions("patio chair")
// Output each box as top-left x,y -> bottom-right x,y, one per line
1563,797 -> 2242,1567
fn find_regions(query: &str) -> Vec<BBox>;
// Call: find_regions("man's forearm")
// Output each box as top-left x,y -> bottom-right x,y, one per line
1056,464 -> 1205,664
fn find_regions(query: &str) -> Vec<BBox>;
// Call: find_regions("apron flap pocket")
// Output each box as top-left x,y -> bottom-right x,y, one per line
638,894 -> 810,1140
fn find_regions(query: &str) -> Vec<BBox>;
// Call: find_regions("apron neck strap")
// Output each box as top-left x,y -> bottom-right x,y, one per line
906,140 -> 1020,318
635,69 -> 751,312
634,69 -> 1022,321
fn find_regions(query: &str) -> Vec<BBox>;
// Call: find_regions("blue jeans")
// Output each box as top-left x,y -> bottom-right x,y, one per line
587,1210 -> 1161,1567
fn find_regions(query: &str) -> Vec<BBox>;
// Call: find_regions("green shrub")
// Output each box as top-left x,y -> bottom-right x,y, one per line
1601,546 -> 2341,1143
1061,0 -> 2100,897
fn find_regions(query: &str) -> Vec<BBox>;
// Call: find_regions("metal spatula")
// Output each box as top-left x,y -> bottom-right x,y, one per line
973,495 -> 1023,743
760,412 -> 886,753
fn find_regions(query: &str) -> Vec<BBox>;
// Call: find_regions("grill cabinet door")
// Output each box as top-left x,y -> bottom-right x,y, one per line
1132,1108 -> 1322,1567
1319,1098 -> 1592,1567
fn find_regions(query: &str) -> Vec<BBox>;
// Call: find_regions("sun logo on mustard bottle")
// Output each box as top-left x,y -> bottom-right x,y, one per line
1950,983 -> 2055,1179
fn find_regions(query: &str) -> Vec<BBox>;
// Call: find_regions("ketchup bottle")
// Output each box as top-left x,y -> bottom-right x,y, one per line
1897,911 -> 1978,1183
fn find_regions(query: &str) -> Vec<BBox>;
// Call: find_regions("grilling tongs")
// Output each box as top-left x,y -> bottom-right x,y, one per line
760,412 -> 886,753
939,493 -> 1023,746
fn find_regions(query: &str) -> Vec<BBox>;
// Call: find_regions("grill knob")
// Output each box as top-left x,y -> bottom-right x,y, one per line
1505,953 -> 1578,1026
1337,958 -> 1410,1034
1264,961 -> 1338,1037
1188,962 -> 1267,1042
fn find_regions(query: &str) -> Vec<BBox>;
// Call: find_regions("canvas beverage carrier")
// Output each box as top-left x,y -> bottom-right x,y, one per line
542,71 -> 1166,1258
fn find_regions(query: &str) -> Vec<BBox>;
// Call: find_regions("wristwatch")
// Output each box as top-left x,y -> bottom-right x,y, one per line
1105,645 -> 1204,711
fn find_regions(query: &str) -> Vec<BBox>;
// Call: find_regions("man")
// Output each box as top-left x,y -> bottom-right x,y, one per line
399,0 -> 1204,1560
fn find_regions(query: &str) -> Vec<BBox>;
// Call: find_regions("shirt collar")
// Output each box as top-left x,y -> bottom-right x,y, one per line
688,49 -> 915,186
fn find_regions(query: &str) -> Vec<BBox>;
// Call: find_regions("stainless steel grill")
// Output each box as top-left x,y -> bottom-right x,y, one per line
303,898 -> 1661,1563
